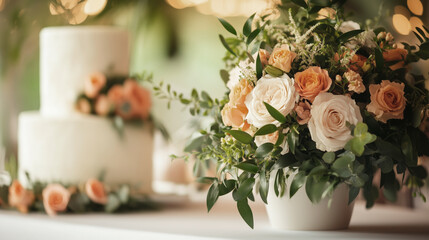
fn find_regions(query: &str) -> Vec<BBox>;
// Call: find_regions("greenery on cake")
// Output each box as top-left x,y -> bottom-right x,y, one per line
0,162 -> 157,215
155,0 -> 429,228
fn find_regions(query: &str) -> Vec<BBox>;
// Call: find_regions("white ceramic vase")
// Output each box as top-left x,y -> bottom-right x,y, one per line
265,172 -> 355,231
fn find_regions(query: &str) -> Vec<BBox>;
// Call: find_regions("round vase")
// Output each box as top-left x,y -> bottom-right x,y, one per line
265,172 -> 355,231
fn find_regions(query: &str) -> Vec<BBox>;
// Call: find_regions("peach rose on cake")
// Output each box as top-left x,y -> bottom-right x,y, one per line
107,85 -> 125,105
367,80 -> 406,123
122,80 -> 152,120
295,101 -> 311,125
344,69 -> 365,94
95,95 -> 112,116
383,48 -> 408,71
268,45 -> 296,73
308,93 -> 363,152
8,180 -> 34,213
245,74 -> 297,128
42,184 -> 70,216
85,179 -> 108,205
294,66 -> 332,102
84,72 -> 106,99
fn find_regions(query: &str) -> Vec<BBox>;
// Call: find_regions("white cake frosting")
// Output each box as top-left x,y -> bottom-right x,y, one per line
18,26 -> 153,193
40,26 -> 129,117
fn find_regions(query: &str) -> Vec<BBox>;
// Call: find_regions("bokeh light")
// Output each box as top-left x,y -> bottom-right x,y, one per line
84,0 -> 107,16
392,14 -> 412,35
0,0 -> 5,12
394,5 -> 411,18
407,0 -> 423,16
67,2 -> 88,25
409,16 -> 424,31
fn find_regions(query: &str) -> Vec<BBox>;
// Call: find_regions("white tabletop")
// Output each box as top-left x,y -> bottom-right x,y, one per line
1,197 -> 428,240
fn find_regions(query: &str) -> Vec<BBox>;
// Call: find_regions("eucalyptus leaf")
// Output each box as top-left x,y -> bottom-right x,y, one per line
305,176 -> 331,203
220,69 -> 230,85
219,180 -> 236,196
348,186 -> 360,204
218,18 -> 237,35
226,130 -> 253,144
256,53 -> 263,79
207,182 -> 220,212
219,34 -> 237,56
243,13 -> 256,37
337,30 -> 364,43
235,178 -> 255,201
287,131 -> 299,154
255,143 -> 274,159
259,171 -> 269,204
322,152 -> 336,164
236,162 -> 259,174
105,194 -> 121,213
254,124 -> 278,136
247,29 -> 261,46
290,171 -> 306,198
117,185 -> 130,204
237,199 -> 254,229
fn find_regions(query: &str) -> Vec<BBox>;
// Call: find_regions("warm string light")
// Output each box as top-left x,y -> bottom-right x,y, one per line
84,0 -> 108,16
0,0 -> 5,12
393,1 -> 425,36
407,0 -> 423,16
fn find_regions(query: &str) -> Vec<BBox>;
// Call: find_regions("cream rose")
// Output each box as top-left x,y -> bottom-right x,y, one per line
338,21 -> 360,33
294,66 -> 332,102
308,93 -> 363,152
245,74 -> 297,128
268,45 -> 296,73
42,184 -> 70,216
84,72 -> 106,99
367,80 -> 406,123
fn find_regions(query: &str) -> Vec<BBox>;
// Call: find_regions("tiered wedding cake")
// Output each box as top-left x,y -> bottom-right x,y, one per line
18,26 -> 153,193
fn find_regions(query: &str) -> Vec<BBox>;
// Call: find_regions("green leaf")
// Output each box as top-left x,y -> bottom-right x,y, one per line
218,18 -> 237,35
219,34 -> 237,56
305,176 -> 331,203
256,53 -> 262,79
402,134 -> 417,167
219,180 -> 236,196
377,156 -> 394,174
220,69 -> 230,85
375,48 -> 384,72
246,28 -> 261,45
117,185 -> 130,204
332,152 -> 355,178
184,136 -> 205,152
259,171 -> 269,204
322,152 -> 336,164
348,186 -> 360,204
243,13 -> 256,37
255,143 -> 274,159
235,162 -> 259,174
207,182 -> 220,212
382,187 -> 397,203
337,30 -> 364,43
275,153 -> 297,169
254,124 -> 278,136
237,199 -> 254,228
263,102 -> 286,124
309,0 -> 330,7
68,193 -> 89,212
286,131 -> 299,154
235,178 -> 255,201
265,65 -> 283,77
290,171 -> 306,198
291,0 -> 308,8
226,130 -> 253,144
105,194 -> 121,213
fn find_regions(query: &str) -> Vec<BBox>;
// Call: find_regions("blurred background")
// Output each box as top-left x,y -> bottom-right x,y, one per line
0,0 -> 428,204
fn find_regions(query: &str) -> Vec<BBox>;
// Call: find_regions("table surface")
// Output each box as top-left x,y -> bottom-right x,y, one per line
1,196 -> 429,240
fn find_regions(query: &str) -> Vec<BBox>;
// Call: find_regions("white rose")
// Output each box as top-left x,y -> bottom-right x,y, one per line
308,92 -> 363,152
359,30 -> 377,48
227,59 -> 257,90
338,21 -> 360,33
227,66 -> 241,90
245,74 -> 297,128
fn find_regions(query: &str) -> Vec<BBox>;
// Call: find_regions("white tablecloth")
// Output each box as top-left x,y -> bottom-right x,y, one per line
1,198 -> 428,240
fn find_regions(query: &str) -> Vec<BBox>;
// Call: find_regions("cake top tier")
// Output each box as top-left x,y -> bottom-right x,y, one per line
40,26 -> 130,117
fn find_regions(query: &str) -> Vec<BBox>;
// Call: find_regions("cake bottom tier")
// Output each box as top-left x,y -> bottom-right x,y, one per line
18,112 -> 153,193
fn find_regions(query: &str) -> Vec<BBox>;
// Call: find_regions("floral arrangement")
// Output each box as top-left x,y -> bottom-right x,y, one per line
156,0 -> 429,228
0,173 -> 156,215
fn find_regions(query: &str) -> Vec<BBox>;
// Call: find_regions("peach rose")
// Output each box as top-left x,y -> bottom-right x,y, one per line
229,79 -> 253,107
295,101 -> 311,125
309,93 -> 363,152
317,7 -> 336,20
334,52 -> 367,72
367,80 -> 406,123
42,184 -> 70,216
107,85 -> 125,105
383,48 -> 408,71
221,103 -> 250,131
84,72 -> 106,99
8,180 -> 34,213
259,49 -> 270,68
344,69 -> 365,94
85,179 -> 108,205
76,98 -> 91,114
122,80 -> 152,120
268,45 -> 296,73
294,66 -> 332,102
95,95 -> 111,116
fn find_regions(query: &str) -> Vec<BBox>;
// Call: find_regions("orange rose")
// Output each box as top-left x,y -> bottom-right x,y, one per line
84,72 -> 106,99
95,95 -> 111,116
383,48 -> 408,71
107,85 -> 125,106
122,80 -> 152,120
85,179 -> 108,205
221,103 -> 250,131
367,80 -> 406,123
294,66 -> 332,102
42,184 -> 70,216
9,180 -> 34,213
295,101 -> 311,125
268,45 -> 296,73
334,52 -> 367,72
229,79 -> 253,107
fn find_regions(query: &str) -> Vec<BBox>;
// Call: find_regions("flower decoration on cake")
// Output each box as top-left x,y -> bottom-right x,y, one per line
154,0 -> 429,228
76,72 -> 152,121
